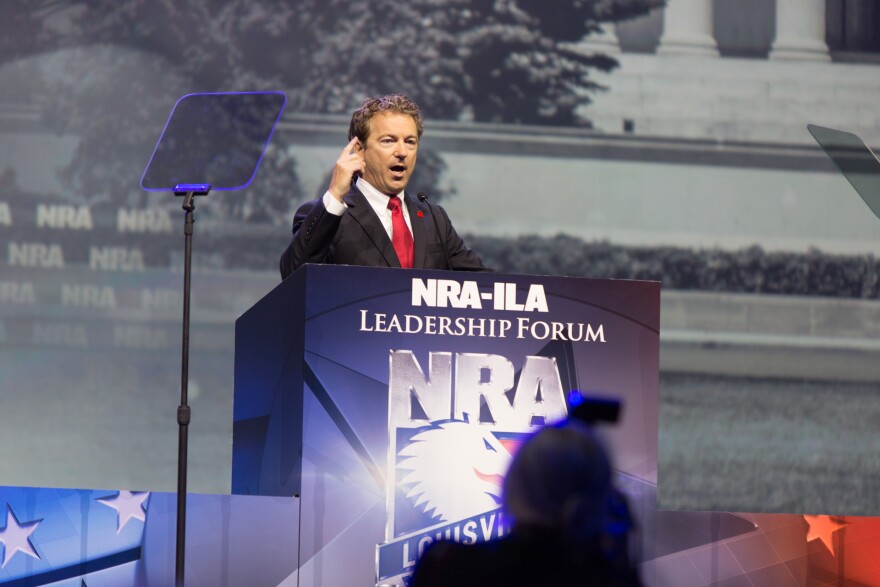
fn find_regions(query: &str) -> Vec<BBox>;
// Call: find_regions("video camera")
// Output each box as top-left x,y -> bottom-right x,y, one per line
567,391 -> 622,426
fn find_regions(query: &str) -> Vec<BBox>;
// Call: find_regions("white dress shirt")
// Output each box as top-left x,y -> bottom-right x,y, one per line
321,177 -> 413,240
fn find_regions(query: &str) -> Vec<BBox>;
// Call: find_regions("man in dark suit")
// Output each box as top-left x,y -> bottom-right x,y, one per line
280,94 -> 489,280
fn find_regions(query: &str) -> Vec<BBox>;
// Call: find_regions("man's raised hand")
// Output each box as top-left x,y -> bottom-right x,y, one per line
328,137 -> 365,201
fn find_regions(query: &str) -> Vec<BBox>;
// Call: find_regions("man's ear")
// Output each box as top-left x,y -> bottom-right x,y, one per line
354,137 -> 364,153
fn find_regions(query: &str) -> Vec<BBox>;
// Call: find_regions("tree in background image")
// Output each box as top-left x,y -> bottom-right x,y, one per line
0,0 -> 662,220
287,0 -> 665,124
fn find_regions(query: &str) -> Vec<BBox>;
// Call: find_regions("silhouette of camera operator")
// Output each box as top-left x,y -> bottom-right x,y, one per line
411,416 -> 641,587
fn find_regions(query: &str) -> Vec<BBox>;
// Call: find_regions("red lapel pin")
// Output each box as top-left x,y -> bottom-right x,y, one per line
417,210 -> 424,218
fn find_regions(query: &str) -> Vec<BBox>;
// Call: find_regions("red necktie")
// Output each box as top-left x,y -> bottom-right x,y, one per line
387,196 -> 414,268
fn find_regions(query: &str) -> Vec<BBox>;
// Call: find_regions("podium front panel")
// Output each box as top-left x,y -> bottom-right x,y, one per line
233,265 -> 659,586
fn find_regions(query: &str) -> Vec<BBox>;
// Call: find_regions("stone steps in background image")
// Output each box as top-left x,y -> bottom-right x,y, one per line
584,53 -> 880,145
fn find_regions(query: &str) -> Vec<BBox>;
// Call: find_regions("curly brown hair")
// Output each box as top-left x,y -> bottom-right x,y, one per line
348,94 -> 424,143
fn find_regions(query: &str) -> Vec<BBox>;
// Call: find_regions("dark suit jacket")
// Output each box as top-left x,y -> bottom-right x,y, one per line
279,186 -> 490,279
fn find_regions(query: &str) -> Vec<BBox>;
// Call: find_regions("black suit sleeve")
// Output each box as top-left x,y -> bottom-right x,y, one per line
279,197 -> 342,280
432,202 -> 493,272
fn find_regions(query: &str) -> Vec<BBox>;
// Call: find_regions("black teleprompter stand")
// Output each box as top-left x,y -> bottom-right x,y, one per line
172,182 -> 210,587
140,91 -> 287,586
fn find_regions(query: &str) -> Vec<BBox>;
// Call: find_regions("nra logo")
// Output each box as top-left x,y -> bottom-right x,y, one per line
411,278 -> 548,312
8,242 -> 65,268
389,351 -> 566,429
36,204 -> 93,230
117,208 -> 173,233
0,281 -> 36,305
89,246 -> 145,271
378,350 -> 567,583
61,284 -> 117,309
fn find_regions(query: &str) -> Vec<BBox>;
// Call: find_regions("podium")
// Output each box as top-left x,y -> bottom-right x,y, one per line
231,265 -> 660,586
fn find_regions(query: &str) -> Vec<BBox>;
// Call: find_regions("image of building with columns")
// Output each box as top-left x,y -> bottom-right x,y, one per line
585,0 -> 880,145
2,4 -> 880,584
